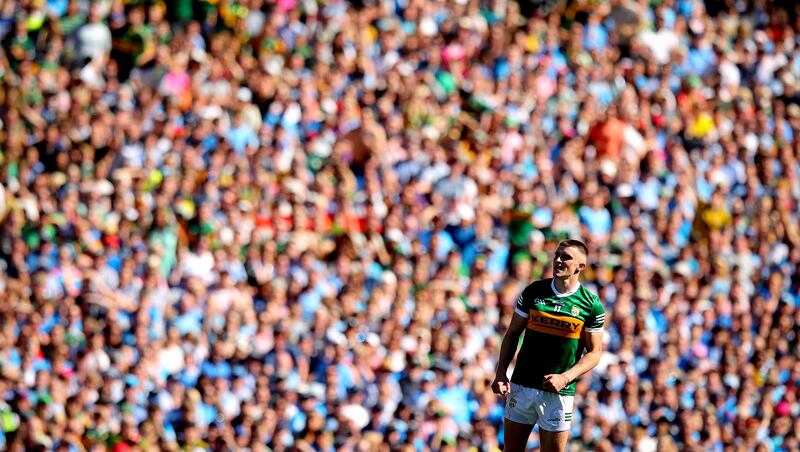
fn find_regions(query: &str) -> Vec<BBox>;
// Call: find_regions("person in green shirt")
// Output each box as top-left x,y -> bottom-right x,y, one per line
8,20 -> 35,64
507,188 -> 535,270
58,0 -> 87,36
169,0 -> 196,24
149,208 -> 179,279
492,240 -> 605,452
111,4 -> 156,77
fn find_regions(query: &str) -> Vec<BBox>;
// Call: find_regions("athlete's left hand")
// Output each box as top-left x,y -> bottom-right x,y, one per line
542,374 -> 570,392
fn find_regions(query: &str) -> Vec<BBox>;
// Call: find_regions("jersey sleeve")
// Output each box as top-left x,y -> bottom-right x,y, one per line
584,296 -> 606,333
515,287 -> 531,318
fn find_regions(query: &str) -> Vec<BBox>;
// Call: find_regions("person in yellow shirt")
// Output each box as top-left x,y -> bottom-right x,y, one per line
700,189 -> 732,231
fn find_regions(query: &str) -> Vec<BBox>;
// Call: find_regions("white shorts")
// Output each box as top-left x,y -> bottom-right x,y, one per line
504,382 -> 574,432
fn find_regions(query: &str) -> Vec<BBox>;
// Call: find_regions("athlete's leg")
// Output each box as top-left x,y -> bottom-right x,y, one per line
535,392 -> 574,452
502,418 -> 534,452
503,383 -> 537,451
538,427 -> 570,452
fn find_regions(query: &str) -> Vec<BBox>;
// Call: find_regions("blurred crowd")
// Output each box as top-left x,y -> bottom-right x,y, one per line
1,0 -> 800,451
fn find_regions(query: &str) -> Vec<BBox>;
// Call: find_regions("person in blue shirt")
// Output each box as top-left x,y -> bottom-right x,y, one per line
201,342 -> 233,380
226,112 -> 259,156
579,192 -> 612,239
435,369 -> 472,428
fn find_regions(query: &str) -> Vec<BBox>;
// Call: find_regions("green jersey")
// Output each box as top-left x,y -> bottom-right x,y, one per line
511,278 -> 605,396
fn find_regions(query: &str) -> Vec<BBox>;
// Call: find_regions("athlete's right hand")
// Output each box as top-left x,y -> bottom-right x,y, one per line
491,374 -> 510,398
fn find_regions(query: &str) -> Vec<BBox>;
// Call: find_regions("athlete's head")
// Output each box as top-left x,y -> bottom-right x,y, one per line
553,240 -> 588,279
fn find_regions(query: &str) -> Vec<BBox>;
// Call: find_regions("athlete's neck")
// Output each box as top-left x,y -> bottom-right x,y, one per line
553,277 -> 580,294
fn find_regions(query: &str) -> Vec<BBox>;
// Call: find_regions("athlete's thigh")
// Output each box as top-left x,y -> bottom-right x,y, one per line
502,417 -> 534,452
534,392 -> 574,452
538,427 -> 570,452
503,383 -> 537,452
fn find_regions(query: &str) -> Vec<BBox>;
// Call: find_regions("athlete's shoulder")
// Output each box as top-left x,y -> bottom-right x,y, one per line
516,279 -> 550,314
522,278 -> 553,297
577,285 -> 605,318
577,284 -> 602,303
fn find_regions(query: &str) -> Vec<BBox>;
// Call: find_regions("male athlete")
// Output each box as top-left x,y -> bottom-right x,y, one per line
491,240 -> 605,452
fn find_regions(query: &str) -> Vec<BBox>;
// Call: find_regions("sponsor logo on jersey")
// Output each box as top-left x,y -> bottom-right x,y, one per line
534,297 -> 564,305
527,309 -> 584,339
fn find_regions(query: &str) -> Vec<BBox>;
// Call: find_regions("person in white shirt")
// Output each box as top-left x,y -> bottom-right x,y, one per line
76,5 -> 111,63
637,15 -> 680,65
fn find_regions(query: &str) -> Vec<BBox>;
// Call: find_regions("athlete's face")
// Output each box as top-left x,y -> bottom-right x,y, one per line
552,246 -> 586,279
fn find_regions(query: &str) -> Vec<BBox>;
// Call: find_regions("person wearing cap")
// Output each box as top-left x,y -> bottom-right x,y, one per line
492,240 -> 604,451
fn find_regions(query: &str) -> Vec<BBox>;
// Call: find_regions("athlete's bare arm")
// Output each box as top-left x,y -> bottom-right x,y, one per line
492,312 -> 528,397
542,329 -> 603,393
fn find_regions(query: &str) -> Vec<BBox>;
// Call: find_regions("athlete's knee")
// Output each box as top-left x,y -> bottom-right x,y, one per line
503,418 -> 534,452
538,428 -> 570,452
501,435 -> 529,452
